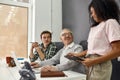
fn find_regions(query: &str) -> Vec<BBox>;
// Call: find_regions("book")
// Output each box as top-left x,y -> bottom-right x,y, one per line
41,71 -> 66,77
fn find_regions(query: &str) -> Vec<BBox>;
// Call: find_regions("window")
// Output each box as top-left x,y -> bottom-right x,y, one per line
0,0 -> 33,58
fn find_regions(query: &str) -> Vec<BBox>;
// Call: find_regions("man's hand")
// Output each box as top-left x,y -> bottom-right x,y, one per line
41,65 -> 58,72
35,46 -> 45,60
30,62 -> 40,68
32,42 -> 39,48
35,46 -> 42,52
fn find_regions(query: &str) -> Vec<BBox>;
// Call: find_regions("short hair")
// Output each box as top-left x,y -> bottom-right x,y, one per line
40,31 -> 52,39
88,0 -> 120,27
60,28 -> 73,36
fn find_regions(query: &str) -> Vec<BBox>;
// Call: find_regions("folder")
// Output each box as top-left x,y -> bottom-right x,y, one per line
41,71 -> 67,77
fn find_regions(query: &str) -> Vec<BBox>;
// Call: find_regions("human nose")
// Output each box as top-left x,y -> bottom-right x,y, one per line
66,33 -> 71,37
44,37 -> 49,41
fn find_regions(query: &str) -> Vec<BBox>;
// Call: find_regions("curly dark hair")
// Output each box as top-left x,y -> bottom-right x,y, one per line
88,0 -> 120,27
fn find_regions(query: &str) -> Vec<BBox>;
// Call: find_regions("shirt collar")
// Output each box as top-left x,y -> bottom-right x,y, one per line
64,42 -> 74,49
40,42 -> 52,48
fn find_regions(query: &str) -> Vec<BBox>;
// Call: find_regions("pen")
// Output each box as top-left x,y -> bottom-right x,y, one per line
30,42 -> 38,43
43,67 -> 51,72
45,67 -> 51,72
30,42 -> 35,43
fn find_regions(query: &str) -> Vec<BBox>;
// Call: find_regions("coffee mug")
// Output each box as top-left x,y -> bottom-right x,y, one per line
6,56 -> 11,64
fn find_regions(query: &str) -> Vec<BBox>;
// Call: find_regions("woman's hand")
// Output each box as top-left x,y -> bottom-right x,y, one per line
80,58 -> 95,67
67,50 -> 87,57
66,53 -> 78,57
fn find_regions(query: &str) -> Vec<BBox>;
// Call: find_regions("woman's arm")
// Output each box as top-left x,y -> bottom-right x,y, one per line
82,41 -> 120,67
67,50 -> 87,57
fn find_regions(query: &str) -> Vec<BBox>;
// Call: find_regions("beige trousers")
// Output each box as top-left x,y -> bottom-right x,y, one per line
86,54 -> 112,80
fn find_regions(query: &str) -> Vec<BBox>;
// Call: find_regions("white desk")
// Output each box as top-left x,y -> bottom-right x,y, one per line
0,59 -> 86,80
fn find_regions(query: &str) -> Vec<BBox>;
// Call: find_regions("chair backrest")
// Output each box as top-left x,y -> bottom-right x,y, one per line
79,40 -> 88,51
54,42 -> 64,52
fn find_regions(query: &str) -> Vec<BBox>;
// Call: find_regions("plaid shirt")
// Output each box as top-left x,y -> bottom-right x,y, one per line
30,42 -> 57,62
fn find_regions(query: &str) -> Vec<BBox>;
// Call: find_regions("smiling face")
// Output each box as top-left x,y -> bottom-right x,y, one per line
60,29 -> 73,46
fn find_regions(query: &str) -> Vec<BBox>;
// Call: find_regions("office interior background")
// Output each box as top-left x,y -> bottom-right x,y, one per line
0,0 -> 120,58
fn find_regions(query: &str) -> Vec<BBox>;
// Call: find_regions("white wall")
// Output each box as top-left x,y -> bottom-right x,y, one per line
34,0 -> 62,43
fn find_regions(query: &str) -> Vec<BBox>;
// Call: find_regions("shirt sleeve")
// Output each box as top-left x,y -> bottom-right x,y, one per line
29,51 -> 39,62
40,49 -> 62,66
56,45 -> 83,71
105,19 -> 120,43
46,44 -> 57,59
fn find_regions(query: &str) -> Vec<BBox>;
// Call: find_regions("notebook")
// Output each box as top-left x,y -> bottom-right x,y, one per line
41,71 -> 66,77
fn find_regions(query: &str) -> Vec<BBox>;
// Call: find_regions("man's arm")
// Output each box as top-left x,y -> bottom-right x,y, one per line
29,42 -> 41,62
35,47 -> 45,60
29,44 -> 38,62
31,49 -> 63,68
29,47 -> 34,59
40,49 -> 63,66
56,45 -> 83,71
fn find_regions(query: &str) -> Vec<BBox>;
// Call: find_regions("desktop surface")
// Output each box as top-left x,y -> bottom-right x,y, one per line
0,58 -> 86,80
